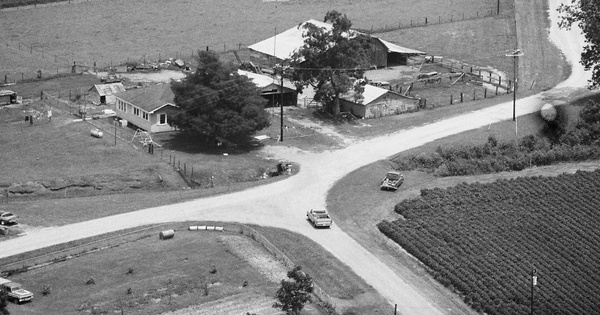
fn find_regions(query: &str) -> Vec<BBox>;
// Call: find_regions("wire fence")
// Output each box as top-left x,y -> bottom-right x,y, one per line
358,6 -> 511,34
1,39 -> 251,86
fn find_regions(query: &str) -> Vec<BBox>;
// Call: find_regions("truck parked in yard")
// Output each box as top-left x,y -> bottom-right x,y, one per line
0,277 -> 34,303
307,209 -> 333,228
380,171 -> 404,191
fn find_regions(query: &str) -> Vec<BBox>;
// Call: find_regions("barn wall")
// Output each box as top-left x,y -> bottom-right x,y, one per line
368,38 -> 388,68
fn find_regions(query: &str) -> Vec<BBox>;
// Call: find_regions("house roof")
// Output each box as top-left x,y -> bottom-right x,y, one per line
237,70 -> 296,90
93,83 -> 126,96
116,84 -> 176,113
248,19 -> 425,60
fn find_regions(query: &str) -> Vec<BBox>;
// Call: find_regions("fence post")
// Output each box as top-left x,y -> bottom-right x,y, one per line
498,76 -> 502,86
460,92 -> 463,102
473,90 -> 476,101
425,17 -> 428,25
484,88 -> 487,98
450,94 -> 453,105
184,163 -> 186,175
496,86 -> 499,95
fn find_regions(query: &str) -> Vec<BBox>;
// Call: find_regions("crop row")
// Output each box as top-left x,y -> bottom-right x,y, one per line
379,169 -> 600,315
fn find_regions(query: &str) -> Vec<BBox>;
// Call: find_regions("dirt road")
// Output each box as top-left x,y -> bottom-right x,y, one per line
0,1 -> 592,314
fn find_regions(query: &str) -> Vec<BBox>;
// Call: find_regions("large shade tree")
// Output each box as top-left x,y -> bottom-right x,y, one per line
289,11 -> 371,115
559,1 -> 600,88
170,50 -> 270,143
272,266 -> 313,315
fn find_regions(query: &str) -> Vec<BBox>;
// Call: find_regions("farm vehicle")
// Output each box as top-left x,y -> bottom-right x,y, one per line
380,171 -> 404,191
307,209 -> 333,228
0,277 -> 33,303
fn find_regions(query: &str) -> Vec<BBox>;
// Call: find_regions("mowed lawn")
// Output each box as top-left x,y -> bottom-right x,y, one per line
2,225 -> 389,315
5,229 -> 283,315
0,0 -> 502,75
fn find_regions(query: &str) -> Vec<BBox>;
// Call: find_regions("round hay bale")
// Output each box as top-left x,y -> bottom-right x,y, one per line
159,229 -> 175,240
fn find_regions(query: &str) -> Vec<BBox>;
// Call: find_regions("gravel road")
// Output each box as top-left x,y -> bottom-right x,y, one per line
0,1 -> 592,314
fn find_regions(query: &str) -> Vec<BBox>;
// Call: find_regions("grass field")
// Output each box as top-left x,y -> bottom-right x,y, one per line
0,0 -> 505,75
1,223 -> 388,314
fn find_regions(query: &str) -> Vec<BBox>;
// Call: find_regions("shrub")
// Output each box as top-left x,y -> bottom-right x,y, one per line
86,277 -> 95,285
42,285 -> 51,296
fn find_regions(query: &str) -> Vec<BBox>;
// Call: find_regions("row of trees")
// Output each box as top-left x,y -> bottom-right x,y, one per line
379,169 -> 600,315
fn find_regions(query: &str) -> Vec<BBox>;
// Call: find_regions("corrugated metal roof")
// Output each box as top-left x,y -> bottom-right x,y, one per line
342,84 -> 389,105
248,19 -> 333,60
378,38 -> 425,55
94,83 -> 126,96
237,70 -> 295,90
249,19 -> 425,60
116,84 -> 176,113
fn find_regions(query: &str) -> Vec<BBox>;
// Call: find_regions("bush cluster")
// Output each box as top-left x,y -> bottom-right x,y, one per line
392,101 -> 600,176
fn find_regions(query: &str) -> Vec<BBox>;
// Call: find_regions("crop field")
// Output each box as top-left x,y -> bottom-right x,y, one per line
378,170 -> 600,315
0,0 -> 505,76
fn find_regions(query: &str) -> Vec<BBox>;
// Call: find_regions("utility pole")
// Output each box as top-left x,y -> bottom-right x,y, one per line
506,49 -> 523,121
280,65 -> 284,142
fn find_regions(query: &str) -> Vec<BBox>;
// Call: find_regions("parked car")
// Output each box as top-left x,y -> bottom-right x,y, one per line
0,211 -> 18,225
380,171 -> 404,191
0,277 -> 33,303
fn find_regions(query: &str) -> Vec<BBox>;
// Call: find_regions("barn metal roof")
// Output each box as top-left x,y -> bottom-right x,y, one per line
249,19 -> 425,60
377,38 -> 425,55
249,19 -> 335,61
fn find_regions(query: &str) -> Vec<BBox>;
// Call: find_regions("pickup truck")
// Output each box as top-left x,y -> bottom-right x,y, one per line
307,209 -> 333,228
0,277 -> 34,303
380,171 -> 404,191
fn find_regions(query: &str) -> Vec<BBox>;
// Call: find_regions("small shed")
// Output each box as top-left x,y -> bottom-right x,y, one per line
0,90 -> 17,106
238,70 -> 298,107
89,83 -> 126,105
340,84 -> 420,119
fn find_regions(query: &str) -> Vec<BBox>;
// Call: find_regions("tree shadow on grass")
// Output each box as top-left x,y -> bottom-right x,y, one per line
152,131 -> 263,155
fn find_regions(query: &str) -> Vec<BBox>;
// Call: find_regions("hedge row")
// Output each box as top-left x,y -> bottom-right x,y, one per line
392,101 -> 600,176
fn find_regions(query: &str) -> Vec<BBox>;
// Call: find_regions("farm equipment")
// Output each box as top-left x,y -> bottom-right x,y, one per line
380,171 -> 404,191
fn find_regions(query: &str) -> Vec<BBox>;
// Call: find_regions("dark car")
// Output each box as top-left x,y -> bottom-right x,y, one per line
0,211 -> 18,225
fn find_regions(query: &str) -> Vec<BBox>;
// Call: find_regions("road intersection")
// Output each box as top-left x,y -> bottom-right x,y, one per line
0,1 -> 591,314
